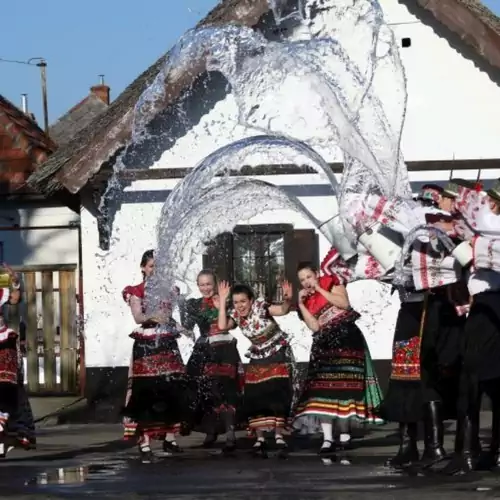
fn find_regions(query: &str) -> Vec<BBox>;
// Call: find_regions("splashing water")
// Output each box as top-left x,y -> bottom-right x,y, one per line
268,0 -> 306,24
145,133 -> 363,313
133,11 -> 408,198
156,134 -> 339,228
122,0 -> 412,348
145,176 -> 333,313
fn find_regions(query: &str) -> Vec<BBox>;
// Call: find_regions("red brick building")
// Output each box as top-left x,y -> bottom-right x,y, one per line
0,95 -> 56,196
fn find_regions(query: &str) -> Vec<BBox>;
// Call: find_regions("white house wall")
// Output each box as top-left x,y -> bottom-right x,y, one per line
0,204 -> 79,267
82,0 -> 500,369
82,168 -> 498,369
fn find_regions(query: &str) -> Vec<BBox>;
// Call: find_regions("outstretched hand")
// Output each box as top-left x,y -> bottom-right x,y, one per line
218,281 -> 231,301
282,280 -> 293,301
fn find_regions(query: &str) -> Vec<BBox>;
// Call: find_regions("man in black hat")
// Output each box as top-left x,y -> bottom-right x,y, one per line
417,184 -> 443,209
382,183 -> 468,469
409,181 -> 470,469
445,178 -> 500,474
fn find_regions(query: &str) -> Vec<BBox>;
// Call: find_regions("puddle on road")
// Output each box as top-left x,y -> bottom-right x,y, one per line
25,460 -> 128,486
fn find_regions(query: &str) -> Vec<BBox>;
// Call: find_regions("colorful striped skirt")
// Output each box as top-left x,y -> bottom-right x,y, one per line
293,319 -> 384,427
123,334 -> 192,441
243,346 -> 294,432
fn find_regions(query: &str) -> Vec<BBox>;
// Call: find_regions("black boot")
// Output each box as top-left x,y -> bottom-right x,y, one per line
202,433 -> 218,448
442,415 -> 480,475
420,401 -> 447,467
385,423 -> 419,469
479,398 -> 500,470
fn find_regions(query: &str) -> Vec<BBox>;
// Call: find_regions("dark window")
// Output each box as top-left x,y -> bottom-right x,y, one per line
203,225 -> 319,303
402,37 -> 411,48
233,228 -> 286,302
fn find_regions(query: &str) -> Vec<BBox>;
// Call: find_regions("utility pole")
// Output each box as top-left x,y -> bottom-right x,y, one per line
0,56 -> 49,131
31,58 -> 49,133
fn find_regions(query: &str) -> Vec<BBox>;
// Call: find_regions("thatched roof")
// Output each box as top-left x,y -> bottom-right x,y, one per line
416,0 -> 500,67
28,0 -> 500,196
49,93 -> 108,147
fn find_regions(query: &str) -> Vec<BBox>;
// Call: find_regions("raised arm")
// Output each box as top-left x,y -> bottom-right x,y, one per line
297,289 -> 320,332
217,281 -> 236,330
268,280 -> 293,317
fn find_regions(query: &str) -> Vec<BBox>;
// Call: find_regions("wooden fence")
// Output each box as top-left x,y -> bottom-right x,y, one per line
4,264 -> 80,395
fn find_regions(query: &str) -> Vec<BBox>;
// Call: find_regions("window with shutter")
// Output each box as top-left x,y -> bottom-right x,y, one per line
203,225 -> 319,303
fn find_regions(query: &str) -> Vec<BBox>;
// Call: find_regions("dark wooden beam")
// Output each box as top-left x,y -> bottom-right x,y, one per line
90,158 -> 500,183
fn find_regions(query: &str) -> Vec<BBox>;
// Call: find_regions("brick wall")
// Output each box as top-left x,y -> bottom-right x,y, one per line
0,97 -> 55,195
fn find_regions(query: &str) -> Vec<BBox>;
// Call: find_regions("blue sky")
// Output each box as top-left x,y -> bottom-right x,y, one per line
1,0 -> 499,126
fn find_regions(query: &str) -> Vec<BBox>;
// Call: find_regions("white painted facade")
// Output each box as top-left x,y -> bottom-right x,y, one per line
80,0 -> 500,369
0,203 -> 79,267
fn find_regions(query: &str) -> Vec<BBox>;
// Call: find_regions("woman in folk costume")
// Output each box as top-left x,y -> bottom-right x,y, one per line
292,251 -> 383,463
0,265 -> 36,457
182,269 -> 244,453
122,249 -> 193,461
443,178 -> 500,475
217,280 -> 294,457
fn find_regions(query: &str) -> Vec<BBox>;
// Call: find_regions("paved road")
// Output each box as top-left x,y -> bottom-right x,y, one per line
2,421 -> 500,499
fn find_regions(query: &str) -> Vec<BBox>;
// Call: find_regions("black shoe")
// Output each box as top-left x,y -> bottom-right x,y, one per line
337,439 -> 352,465
442,452 -> 475,476
420,401 -> 447,468
275,438 -> 288,459
139,446 -> 154,463
163,440 -> 183,454
252,440 -> 268,458
319,440 -> 336,457
202,434 -> 218,448
385,423 -> 419,469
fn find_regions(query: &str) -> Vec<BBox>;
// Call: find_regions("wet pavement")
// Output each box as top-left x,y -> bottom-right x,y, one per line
3,421 -> 500,498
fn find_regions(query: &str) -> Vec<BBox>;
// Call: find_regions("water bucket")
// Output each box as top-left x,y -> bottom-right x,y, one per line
451,241 -> 473,267
358,221 -> 404,271
318,215 -> 357,261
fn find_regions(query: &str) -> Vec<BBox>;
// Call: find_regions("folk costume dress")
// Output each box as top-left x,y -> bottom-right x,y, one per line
183,297 -> 244,434
293,275 -> 383,426
122,282 -> 191,442
0,288 -> 36,453
230,299 -> 294,432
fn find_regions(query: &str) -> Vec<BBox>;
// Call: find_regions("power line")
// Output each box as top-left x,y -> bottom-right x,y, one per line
0,57 -> 45,66
0,57 -> 49,132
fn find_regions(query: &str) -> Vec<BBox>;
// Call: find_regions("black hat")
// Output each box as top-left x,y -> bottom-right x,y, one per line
442,178 -> 476,199
487,178 -> 500,203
